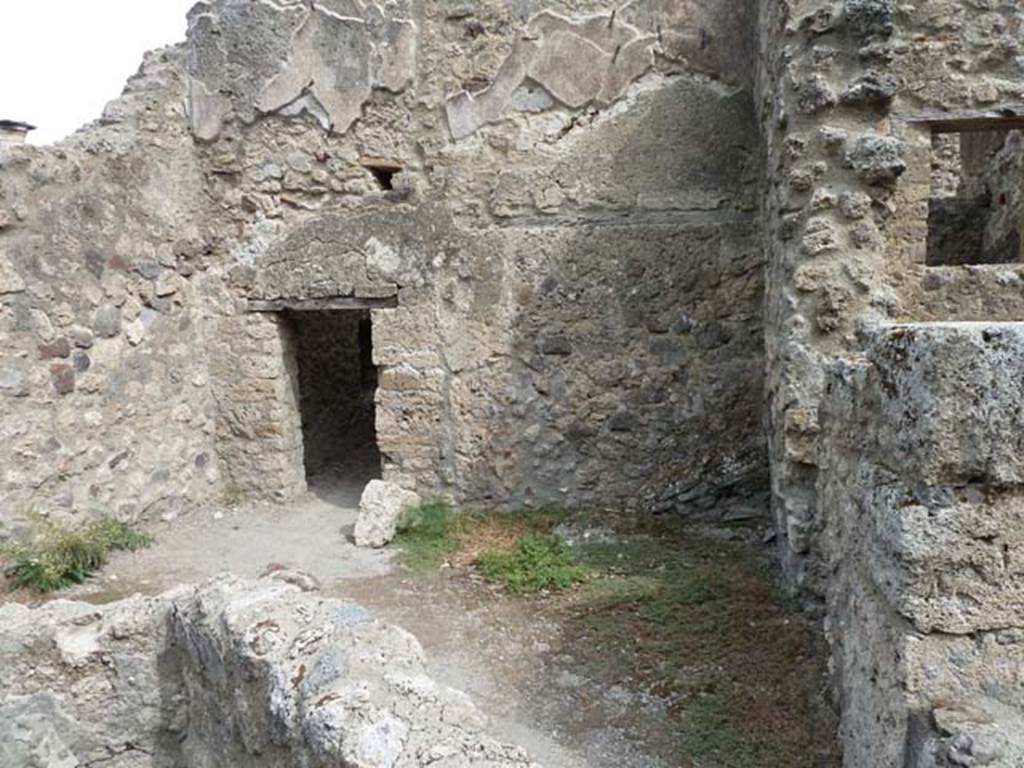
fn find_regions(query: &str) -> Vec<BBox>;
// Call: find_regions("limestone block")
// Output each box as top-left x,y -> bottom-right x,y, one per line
354,479 -> 421,548
869,323 -> 1024,487
867,486 -> 1024,634
174,575 -> 540,766
379,366 -> 444,394
0,595 -> 175,766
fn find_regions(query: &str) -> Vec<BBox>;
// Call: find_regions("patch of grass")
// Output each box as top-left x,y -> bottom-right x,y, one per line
393,504 -> 585,593
392,500 -> 459,570
392,505 -> 838,764
567,516 -> 840,768
478,534 -> 587,593
1,515 -> 153,593
393,505 -> 839,765
221,483 -> 245,508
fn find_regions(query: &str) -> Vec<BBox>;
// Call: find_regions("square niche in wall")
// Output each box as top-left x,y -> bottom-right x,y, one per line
926,123 -> 1024,266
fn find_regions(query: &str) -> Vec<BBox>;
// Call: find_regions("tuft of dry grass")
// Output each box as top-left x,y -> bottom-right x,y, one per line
449,517 -> 541,567
395,505 -> 584,592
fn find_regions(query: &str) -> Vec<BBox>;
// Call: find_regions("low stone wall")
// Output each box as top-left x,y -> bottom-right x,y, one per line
0,574 -> 541,768
818,323 -> 1024,766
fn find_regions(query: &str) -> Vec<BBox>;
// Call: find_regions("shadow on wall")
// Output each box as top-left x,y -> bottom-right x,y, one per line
459,80 -> 768,516
492,224 -> 767,516
216,25 -> 768,518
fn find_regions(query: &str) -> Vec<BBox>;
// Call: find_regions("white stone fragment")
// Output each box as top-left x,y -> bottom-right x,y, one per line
353,480 -> 420,548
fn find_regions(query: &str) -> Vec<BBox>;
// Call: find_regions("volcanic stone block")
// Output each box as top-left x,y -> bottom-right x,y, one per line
869,323 -> 1024,487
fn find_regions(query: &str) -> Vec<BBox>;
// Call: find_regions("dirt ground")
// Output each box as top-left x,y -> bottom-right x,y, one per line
6,474 -> 839,768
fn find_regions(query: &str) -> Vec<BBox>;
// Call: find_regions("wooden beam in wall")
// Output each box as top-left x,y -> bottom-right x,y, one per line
908,107 -> 1024,133
247,296 -> 399,312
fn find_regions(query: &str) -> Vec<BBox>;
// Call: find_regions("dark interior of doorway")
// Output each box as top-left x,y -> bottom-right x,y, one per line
927,127 -> 1024,266
287,309 -> 381,495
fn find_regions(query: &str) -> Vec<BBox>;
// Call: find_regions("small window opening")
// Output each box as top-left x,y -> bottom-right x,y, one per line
287,309 -> 381,496
927,127 -> 1024,265
360,157 -> 403,191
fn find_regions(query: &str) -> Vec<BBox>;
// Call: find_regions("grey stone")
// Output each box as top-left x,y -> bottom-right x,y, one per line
841,72 -> 897,106
795,74 -> 838,114
540,336 -> 573,356
844,0 -> 894,39
93,306 -> 121,338
68,325 -> 94,349
0,253 -> 25,294
0,366 -> 28,397
844,136 -> 906,187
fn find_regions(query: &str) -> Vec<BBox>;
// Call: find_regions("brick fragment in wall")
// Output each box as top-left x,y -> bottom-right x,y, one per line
50,364 -> 75,396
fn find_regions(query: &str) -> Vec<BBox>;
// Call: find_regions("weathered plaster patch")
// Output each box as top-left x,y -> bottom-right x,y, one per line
186,1 -> 416,139
444,0 -> 732,140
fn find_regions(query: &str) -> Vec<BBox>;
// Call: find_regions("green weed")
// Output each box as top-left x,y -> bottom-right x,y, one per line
1,515 -> 153,592
221,483 -> 245,508
478,534 -> 587,593
392,500 -> 459,570
393,503 -> 585,592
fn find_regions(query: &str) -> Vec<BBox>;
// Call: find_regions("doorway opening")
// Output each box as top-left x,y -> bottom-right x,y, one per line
287,309 -> 381,497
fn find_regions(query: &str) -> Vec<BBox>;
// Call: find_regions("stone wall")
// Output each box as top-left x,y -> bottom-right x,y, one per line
209,311 -> 306,499
756,0 -> 1024,763
757,0 -> 1024,586
198,0 -> 767,513
0,50 -> 222,527
819,324 -> 1024,766
0,0 -> 767,522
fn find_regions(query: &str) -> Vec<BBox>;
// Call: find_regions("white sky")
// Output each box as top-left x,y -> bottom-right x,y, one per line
1,1 -> 197,144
